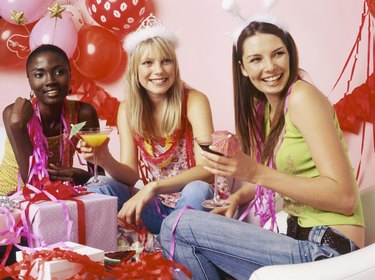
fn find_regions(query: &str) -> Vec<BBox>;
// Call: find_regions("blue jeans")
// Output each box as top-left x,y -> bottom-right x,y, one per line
86,175 -> 130,210
87,176 -> 213,234
159,209 -> 358,280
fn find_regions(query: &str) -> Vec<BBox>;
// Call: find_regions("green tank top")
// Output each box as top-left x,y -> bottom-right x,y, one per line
266,100 -> 365,228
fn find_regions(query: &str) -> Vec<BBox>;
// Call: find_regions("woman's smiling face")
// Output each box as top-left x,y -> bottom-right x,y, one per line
137,46 -> 176,96
240,32 -> 290,97
27,50 -> 70,105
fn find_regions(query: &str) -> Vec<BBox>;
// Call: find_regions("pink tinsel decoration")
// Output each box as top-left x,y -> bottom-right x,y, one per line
27,113 -> 49,185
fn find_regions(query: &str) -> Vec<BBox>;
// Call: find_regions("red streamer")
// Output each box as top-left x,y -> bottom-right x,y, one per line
0,249 -> 191,280
70,67 -> 120,127
334,72 -> 375,151
0,247 -> 107,279
109,251 -> 192,280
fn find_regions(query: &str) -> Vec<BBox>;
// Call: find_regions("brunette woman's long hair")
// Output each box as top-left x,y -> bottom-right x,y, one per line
232,21 -> 300,164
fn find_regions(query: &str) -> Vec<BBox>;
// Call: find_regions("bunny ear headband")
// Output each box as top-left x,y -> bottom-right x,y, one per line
221,0 -> 288,47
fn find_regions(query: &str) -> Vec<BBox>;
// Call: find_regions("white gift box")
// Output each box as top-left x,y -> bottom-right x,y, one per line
16,241 -> 104,280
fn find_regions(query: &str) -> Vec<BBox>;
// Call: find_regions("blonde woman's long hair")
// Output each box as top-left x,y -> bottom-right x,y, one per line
125,37 -> 184,140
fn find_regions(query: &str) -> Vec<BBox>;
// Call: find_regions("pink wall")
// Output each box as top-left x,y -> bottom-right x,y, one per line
0,0 -> 373,188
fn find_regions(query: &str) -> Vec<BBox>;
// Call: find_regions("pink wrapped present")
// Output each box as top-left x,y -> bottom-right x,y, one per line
0,209 -> 21,245
16,241 -> 104,280
18,193 -> 117,252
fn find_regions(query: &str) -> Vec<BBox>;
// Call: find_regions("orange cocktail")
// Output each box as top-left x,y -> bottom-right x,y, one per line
80,133 -> 109,148
79,127 -> 113,185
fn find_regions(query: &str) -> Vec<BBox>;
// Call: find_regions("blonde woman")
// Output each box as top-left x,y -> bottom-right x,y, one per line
80,16 -> 223,234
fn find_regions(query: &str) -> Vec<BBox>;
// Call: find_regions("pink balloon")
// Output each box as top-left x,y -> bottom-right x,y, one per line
0,0 -> 55,25
74,0 -> 97,26
62,4 -> 85,31
29,11 -> 78,58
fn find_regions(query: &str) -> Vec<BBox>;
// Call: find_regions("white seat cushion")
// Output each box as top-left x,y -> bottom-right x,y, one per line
250,243 -> 375,280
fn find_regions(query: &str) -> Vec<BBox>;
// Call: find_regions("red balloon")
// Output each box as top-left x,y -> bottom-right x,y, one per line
0,18 -> 31,68
73,24 -> 123,80
85,0 -> 149,33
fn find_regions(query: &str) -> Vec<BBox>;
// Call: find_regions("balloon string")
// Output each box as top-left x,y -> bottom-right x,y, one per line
52,18 -> 57,46
329,1 -> 368,96
23,24 -> 38,51
366,7 -> 371,77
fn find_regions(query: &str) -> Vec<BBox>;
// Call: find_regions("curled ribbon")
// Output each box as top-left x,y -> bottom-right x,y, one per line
0,247 -> 108,279
0,248 -> 191,279
109,251 -> 192,279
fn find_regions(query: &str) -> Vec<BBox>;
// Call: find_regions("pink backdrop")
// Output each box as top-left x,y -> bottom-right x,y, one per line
0,0 -> 373,188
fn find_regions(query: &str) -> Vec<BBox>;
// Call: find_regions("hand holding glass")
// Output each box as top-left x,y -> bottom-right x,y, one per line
195,135 -> 231,209
79,127 -> 113,186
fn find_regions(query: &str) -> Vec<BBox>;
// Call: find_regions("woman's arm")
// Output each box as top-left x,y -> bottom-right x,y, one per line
3,98 -> 34,183
275,80 -> 356,214
202,81 -> 357,215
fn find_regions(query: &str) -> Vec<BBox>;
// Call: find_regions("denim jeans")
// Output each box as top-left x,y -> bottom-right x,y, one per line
159,209 -> 358,280
88,177 -> 213,234
86,175 -> 131,210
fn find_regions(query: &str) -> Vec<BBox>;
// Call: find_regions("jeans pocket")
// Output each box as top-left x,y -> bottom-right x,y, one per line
309,243 -> 337,261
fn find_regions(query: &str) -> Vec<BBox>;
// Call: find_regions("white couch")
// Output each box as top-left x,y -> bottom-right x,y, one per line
249,185 -> 375,280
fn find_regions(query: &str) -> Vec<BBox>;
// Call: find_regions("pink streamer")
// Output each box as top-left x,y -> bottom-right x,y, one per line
169,206 -> 192,261
27,111 -> 49,184
0,207 -> 20,245
239,84 -> 294,231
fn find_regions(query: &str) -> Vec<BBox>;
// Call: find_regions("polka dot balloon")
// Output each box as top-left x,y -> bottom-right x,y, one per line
86,0 -> 150,33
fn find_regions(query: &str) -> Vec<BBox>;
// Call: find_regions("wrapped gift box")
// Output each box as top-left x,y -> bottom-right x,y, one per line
16,241 -> 104,280
0,209 -> 21,245
18,193 -> 117,252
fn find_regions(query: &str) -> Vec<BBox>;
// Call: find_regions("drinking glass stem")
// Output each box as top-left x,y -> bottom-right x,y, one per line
213,175 -> 219,205
93,154 -> 99,183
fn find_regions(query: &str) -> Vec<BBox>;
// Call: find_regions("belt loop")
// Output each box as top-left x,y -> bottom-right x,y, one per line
309,226 -> 326,245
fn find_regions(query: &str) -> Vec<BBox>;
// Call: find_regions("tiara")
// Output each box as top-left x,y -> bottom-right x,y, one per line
232,14 -> 289,48
123,14 -> 178,54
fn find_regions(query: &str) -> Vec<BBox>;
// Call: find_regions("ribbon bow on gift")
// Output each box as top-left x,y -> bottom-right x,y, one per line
21,178 -> 89,246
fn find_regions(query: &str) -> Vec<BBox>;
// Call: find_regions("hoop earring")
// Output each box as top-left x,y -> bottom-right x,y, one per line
30,90 -> 35,99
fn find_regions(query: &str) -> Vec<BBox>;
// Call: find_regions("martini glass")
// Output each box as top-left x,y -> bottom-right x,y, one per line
79,127 -> 113,186
195,135 -> 231,209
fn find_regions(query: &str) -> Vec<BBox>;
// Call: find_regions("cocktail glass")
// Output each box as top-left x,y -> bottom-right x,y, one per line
79,127 -> 113,186
195,135 -> 231,209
